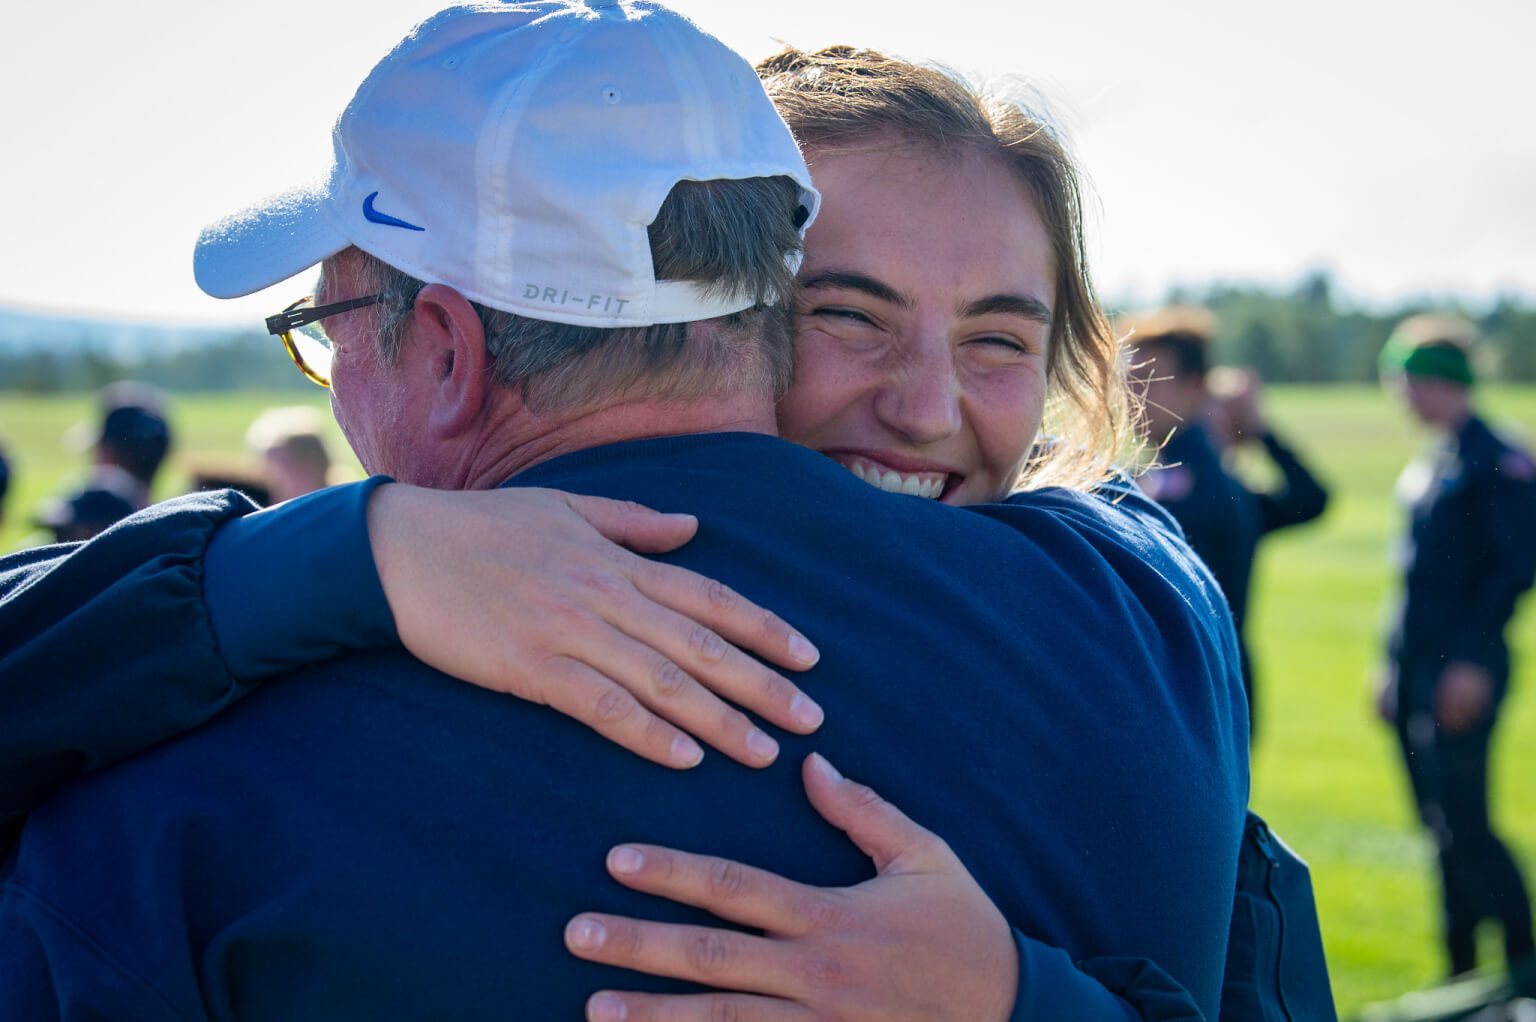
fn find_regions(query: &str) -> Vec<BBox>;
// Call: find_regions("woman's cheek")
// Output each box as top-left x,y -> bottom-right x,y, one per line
779,337 -> 872,438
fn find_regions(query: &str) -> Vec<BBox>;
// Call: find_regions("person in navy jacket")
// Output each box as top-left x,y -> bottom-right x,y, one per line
1377,313 -> 1536,981
1128,306 -> 1328,741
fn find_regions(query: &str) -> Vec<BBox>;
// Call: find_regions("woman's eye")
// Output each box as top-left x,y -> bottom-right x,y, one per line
809,306 -> 876,326
972,335 -> 1035,355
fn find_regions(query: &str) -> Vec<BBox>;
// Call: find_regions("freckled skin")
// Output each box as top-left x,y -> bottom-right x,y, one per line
775,145 -> 1055,505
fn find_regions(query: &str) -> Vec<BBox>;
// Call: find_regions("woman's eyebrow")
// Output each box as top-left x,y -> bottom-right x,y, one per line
800,271 -> 1051,326
799,270 -> 908,307
960,294 -> 1053,325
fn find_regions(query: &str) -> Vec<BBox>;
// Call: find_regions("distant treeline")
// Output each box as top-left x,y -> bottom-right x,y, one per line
3,271 -> 1533,392
1131,272 -> 1536,383
2,333 -> 314,393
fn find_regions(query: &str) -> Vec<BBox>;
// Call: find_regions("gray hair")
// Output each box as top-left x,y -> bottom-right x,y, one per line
363,175 -> 804,414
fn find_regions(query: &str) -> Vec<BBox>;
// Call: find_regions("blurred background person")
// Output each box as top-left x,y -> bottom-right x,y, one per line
64,380 -> 174,510
244,405 -> 334,504
1207,366 -> 1280,452
1127,305 -> 1329,741
1376,313 -> 1536,985
34,479 -> 138,544
31,380 -> 175,543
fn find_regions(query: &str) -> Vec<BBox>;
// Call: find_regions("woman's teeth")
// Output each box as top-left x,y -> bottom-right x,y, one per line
844,462 -> 946,499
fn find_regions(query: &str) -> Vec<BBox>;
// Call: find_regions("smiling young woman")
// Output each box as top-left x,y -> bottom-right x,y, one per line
761,46 -> 1134,498
775,144 -> 1052,506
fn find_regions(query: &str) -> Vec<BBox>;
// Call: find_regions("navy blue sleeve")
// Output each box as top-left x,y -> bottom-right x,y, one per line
203,476 -> 398,677
1255,432 -> 1329,535
0,491 -> 256,837
1007,930 -> 1202,1021
0,479 -> 399,840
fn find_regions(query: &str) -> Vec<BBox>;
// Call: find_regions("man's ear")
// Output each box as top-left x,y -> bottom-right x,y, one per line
411,284 -> 492,438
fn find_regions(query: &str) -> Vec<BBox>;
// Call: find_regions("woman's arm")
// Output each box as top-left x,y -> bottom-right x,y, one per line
0,479 -> 822,841
357,483 -> 823,767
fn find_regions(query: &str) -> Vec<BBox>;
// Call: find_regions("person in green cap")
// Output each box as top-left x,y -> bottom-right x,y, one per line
1376,312 -> 1536,986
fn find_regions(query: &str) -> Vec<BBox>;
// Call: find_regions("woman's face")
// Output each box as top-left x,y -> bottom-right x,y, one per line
776,145 -> 1055,505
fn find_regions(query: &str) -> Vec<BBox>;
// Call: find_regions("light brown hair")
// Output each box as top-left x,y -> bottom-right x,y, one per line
759,46 -> 1134,491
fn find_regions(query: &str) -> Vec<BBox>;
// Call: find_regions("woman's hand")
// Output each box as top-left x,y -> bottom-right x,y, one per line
564,753 -> 1019,1022
367,484 -> 822,768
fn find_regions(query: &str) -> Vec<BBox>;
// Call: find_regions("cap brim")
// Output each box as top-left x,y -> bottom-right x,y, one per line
194,181 -> 349,299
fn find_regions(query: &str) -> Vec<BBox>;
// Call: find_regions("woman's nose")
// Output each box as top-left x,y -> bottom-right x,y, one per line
873,342 -> 962,446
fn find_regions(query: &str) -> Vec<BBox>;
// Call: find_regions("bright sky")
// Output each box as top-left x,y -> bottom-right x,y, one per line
2,0 -> 1532,327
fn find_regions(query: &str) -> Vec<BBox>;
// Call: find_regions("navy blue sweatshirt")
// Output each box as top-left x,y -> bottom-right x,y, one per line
0,434 -> 1245,1018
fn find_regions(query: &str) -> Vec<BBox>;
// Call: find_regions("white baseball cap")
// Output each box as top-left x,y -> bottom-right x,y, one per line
194,0 -> 819,328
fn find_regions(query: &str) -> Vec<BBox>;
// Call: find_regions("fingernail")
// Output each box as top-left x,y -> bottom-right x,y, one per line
567,917 -> 607,951
809,751 -> 842,781
662,513 -> 697,524
608,845 -> 643,876
588,993 -> 627,1022
746,728 -> 779,762
790,693 -> 824,729
789,633 -> 820,665
671,735 -> 703,767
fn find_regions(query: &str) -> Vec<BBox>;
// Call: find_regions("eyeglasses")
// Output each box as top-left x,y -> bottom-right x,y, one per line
265,294 -> 384,388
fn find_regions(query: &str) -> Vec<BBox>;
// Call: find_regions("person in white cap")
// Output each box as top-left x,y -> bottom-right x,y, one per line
0,4 -> 1245,1019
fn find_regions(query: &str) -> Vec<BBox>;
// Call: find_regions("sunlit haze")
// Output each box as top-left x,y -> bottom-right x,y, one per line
3,0 -> 1531,327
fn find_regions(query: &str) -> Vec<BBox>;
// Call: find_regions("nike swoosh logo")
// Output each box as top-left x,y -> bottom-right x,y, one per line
362,192 -> 425,232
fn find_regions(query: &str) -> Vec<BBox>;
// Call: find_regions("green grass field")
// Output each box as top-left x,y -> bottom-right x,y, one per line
2,384 -> 1534,1018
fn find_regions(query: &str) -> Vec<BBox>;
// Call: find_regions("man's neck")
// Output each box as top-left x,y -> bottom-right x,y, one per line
458,392 -> 778,490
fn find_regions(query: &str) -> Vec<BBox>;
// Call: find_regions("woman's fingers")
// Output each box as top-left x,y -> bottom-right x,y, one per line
593,571 -> 823,739
596,843 -> 832,935
567,759 -> 1020,1022
626,555 -> 820,677
545,646 -> 775,769
568,492 -> 821,676
534,656 -> 705,769
799,753 -> 952,873
560,493 -> 702,554
583,990 -> 812,1022
368,484 -> 821,767
564,911 -> 839,1001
